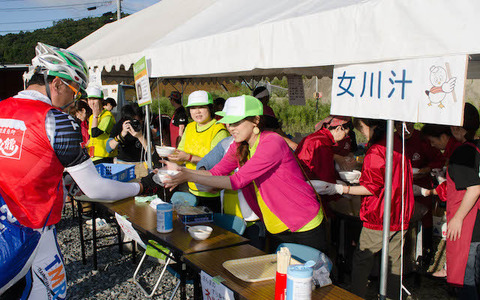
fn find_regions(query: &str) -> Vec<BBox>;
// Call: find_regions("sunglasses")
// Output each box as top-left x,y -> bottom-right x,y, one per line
60,78 -> 81,101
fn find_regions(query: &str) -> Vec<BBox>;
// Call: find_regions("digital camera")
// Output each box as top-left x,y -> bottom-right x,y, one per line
130,119 -> 142,132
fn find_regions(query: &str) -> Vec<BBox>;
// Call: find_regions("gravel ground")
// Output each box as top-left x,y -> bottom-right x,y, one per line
56,203 -> 455,299
57,203 -> 193,299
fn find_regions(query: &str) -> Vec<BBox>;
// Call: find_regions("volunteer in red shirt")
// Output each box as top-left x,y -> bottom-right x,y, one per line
395,122 -> 445,261
320,118 -> 414,299
295,115 -> 352,184
315,116 -> 358,171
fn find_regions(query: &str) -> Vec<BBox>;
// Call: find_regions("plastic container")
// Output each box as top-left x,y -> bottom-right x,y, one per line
95,163 -> 135,182
156,203 -> 173,233
286,264 -> 313,300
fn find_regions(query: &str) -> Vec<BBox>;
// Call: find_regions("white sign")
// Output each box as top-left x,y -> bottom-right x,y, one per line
287,75 -> 306,106
115,213 -> 145,249
133,56 -> 152,107
331,55 -> 468,126
200,271 -> 234,300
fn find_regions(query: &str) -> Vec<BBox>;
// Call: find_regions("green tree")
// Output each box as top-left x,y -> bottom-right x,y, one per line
0,14 -> 119,64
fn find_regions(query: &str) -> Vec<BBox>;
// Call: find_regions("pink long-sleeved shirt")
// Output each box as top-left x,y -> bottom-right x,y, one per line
210,132 -> 322,232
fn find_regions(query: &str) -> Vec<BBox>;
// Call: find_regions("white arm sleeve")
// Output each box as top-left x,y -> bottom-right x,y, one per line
66,160 -> 140,200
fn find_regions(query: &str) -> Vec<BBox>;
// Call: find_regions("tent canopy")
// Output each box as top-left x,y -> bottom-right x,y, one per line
70,0 -> 480,81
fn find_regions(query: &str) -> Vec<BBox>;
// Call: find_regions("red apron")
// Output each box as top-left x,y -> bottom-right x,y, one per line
446,163 -> 480,285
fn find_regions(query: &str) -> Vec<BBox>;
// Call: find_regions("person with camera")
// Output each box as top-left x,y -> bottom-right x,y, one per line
107,103 -> 160,177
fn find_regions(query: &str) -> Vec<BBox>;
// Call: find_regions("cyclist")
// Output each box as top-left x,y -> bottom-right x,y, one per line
0,43 -> 158,299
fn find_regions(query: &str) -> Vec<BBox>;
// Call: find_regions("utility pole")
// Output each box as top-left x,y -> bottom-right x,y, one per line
117,0 -> 121,20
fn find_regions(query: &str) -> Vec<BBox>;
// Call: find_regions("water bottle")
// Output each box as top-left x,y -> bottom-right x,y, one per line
157,203 -> 173,233
286,263 -> 313,300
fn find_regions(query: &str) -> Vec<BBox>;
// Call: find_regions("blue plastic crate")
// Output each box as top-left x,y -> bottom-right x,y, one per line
95,163 -> 135,182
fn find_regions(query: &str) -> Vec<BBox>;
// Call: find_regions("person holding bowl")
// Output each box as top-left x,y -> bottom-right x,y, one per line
167,90 -> 229,212
163,95 -> 326,252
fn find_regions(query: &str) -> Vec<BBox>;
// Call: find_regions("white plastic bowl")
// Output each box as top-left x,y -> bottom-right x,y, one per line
155,146 -> 176,157
152,170 -> 179,186
338,170 -> 361,183
188,225 -> 213,240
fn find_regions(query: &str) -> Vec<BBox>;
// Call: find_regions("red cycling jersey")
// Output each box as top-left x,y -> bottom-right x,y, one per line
0,98 -> 64,228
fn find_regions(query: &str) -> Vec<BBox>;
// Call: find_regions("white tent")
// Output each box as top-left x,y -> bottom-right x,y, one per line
70,0 -> 480,80
70,0 -> 480,297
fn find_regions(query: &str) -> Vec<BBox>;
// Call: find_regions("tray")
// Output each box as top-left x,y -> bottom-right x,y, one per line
95,163 -> 135,182
223,254 -> 300,282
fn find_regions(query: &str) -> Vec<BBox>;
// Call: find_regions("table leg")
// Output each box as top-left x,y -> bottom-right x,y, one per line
132,241 -> 136,264
117,220 -> 124,255
77,200 -> 87,265
92,203 -> 98,270
71,196 -> 75,219
193,271 -> 202,299
180,262 -> 186,300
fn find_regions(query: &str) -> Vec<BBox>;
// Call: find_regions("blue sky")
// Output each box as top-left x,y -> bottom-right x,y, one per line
0,0 -> 160,36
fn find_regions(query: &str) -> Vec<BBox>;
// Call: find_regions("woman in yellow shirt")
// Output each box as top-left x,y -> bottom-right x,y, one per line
168,90 -> 229,212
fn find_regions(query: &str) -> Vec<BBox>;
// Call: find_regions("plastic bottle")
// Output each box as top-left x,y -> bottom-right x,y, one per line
286,263 -> 313,300
157,203 -> 173,233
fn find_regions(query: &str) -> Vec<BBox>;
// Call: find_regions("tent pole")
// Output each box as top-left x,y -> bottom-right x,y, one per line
116,0 -> 121,21
156,78 -> 164,147
379,119 -> 394,299
145,104 -> 152,170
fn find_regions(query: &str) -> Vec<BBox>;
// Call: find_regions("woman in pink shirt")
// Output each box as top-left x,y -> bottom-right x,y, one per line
164,95 -> 326,252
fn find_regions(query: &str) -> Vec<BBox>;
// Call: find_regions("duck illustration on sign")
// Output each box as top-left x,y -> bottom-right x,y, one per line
425,64 -> 457,108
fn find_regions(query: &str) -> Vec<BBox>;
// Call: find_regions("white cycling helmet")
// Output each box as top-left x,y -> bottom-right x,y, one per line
25,42 -> 89,91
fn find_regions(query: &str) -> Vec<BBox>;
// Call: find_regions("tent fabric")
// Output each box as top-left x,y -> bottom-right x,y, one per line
70,0 -> 480,80
69,0 -> 217,73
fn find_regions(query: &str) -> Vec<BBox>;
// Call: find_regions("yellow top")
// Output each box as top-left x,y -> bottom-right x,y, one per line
223,189 -> 243,217
87,109 -> 116,160
180,119 -> 229,197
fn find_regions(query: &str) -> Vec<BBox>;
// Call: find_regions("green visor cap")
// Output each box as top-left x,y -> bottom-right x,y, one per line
216,95 -> 263,124
185,90 -> 213,107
